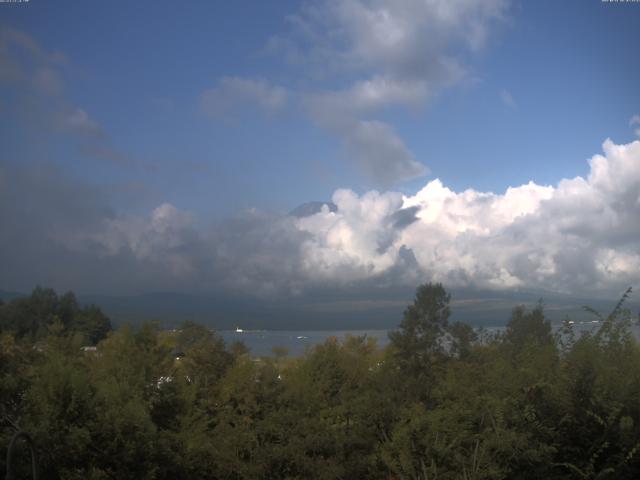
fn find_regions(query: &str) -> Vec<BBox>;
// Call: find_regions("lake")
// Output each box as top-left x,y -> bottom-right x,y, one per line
219,329 -> 391,357
219,321 -> 640,357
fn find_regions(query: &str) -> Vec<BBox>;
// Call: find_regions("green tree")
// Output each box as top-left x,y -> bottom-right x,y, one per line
504,302 -> 552,349
73,305 -> 112,345
448,320 -> 478,359
0,287 -> 111,344
176,320 -> 233,392
388,283 -> 451,401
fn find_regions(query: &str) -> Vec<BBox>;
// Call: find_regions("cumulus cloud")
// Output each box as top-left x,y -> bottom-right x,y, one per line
291,138 -> 640,296
213,138 -> 639,297
3,139 -> 639,299
200,77 -> 288,117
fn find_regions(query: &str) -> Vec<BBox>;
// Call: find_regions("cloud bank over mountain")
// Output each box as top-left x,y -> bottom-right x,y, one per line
2,139 -> 639,299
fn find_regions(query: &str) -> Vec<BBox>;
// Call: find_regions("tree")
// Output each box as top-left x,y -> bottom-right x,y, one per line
0,287 -> 111,344
73,305 -> 112,345
176,320 -> 233,392
504,302 -> 552,349
57,291 -> 80,329
448,321 -> 478,359
388,283 -> 451,383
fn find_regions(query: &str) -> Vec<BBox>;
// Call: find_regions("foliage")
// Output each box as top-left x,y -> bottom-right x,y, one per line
2,283 -> 640,479
0,287 -> 112,344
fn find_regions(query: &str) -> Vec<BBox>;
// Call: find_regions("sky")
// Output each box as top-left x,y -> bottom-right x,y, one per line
1,0 -> 640,306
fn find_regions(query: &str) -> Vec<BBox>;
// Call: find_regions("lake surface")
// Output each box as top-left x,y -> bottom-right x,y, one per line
219,329 -> 391,357
219,321 -> 640,357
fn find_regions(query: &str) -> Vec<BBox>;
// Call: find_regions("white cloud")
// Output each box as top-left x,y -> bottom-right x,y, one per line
307,76 -> 431,120
297,189 -> 404,281
200,1 -> 508,186
343,120 -> 428,185
304,76 -> 431,186
97,203 -> 195,267
49,200 -> 199,280
291,138 -> 640,296
500,89 -> 515,108
28,140 -> 640,296
276,0 -> 508,185
50,139 -> 640,296
200,0 -> 508,188
280,0 -> 507,76
200,76 -> 287,116
8,138 -> 639,299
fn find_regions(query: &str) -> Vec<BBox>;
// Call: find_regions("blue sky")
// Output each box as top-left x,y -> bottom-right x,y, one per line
2,0 -> 638,212
1,0 -> 640,301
